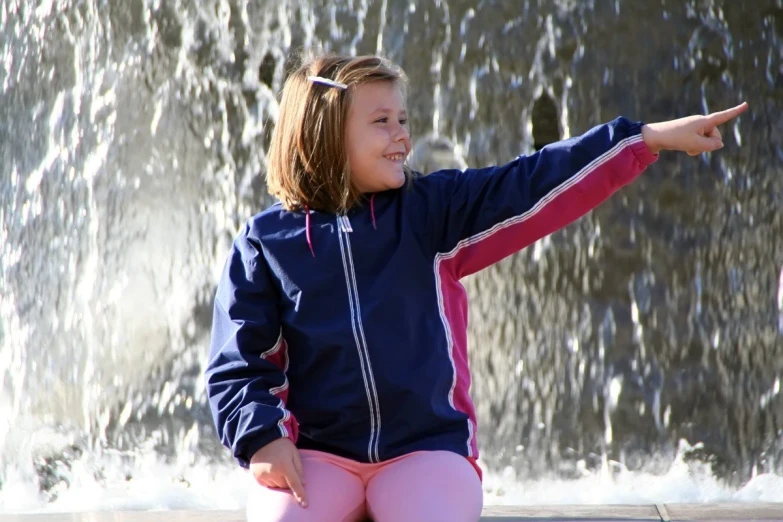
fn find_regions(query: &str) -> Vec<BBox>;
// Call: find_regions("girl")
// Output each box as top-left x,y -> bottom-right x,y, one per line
205,53 -> 747,522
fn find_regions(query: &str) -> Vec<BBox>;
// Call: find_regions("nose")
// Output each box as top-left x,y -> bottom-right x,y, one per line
393,122 -> 410,145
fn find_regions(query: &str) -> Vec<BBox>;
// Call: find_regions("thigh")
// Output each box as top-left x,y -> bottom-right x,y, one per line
365,451 -> 483,522
246,453 -> 367,522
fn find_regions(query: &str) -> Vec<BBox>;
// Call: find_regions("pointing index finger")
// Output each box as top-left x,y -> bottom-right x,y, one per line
706,102 -> 748,126
285,461 -> 308,508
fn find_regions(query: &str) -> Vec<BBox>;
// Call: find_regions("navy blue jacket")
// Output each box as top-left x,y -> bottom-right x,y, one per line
206,117 -> 658,468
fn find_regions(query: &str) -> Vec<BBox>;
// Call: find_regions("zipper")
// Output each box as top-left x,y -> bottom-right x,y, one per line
339,214 -> 354,233
336,215 -> 382,462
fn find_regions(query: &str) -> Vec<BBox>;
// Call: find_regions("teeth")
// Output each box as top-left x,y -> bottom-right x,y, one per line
386,154 -> 404,161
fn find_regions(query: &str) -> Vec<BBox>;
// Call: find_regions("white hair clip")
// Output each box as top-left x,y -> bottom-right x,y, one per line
307,75 -> 348,90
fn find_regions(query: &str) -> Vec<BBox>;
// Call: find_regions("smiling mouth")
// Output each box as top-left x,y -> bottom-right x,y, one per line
384,153 -> 406,161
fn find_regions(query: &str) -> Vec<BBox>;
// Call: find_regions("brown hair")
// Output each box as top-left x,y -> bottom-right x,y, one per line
266,53 -> 411,214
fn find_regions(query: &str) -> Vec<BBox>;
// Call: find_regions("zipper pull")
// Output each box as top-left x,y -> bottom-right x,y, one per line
340,215 -> 353,233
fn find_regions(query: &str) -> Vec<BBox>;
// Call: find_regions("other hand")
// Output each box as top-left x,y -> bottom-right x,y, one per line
250,437 -> 308,508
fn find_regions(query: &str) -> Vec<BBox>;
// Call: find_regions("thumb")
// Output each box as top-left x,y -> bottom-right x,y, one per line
284,460 -> 308,508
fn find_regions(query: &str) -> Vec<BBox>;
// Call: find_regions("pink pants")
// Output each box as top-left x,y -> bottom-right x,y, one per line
246,449 -> 484,522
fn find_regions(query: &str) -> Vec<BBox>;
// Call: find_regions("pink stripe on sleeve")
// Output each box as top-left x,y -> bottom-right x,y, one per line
261,334 -> 299,442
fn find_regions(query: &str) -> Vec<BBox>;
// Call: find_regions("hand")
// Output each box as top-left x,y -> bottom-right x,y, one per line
641,102 -> 748,155
250,437 -> 308,508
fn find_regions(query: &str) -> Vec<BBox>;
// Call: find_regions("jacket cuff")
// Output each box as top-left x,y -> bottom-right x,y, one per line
628,121 -> 660,166
235,430 -> 295,469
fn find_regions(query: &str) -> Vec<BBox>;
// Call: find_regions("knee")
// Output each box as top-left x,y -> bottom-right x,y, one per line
367,451 -> 484,522
246,482 -> 313,522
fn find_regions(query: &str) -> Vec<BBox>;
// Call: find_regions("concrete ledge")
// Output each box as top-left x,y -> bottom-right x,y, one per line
1,504 -> 782,521
482,503 -> 783,520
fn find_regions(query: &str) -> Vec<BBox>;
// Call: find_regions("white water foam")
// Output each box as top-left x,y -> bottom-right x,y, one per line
2,437 -> 782,514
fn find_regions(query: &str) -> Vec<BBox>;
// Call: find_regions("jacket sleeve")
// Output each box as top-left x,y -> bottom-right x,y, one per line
205,223 -> 298,468
418,116 -> 658,278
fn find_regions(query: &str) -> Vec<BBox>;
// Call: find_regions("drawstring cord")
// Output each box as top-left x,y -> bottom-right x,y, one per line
370,194 -> 377,230
304,205 -> 315,258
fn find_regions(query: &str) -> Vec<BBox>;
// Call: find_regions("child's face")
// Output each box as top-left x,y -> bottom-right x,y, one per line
345,81 -> 411,194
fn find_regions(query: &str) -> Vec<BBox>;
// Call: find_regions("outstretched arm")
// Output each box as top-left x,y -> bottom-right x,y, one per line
415,103 -> 748,280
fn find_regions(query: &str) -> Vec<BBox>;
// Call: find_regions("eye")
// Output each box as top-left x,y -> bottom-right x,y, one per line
374,117 -> 388,123
399,118 -> 408,125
